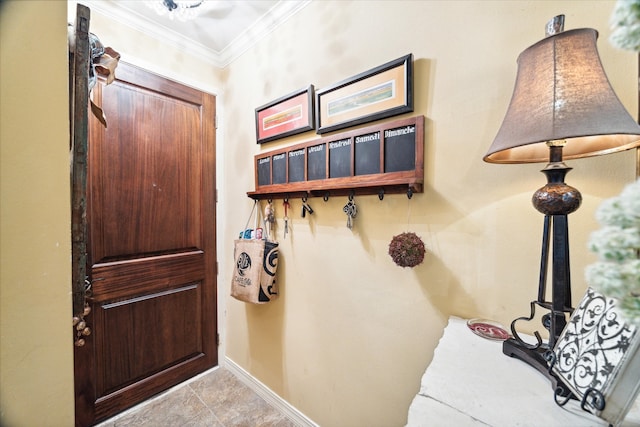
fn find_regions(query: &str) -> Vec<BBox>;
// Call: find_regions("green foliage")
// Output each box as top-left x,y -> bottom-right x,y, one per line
610,0 -> 640,51
586,179 -> 640,324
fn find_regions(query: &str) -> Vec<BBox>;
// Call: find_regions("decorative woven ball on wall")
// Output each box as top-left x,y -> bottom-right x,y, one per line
388,232 -> 426,268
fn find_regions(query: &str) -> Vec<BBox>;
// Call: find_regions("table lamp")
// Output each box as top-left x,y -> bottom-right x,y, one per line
484,15 -> 640,389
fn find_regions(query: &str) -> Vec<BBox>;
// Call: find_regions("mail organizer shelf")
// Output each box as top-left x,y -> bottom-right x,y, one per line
247,115 -> 424,200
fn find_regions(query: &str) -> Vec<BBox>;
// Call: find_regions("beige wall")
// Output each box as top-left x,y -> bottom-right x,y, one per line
220,2 -> 637,426
1,1 -> 637,426
0,1 -> 74,425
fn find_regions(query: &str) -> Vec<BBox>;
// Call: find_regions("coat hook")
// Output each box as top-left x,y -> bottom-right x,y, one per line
378,189 -> 385,201
323,192 -> 330,202
407,187 -> 413,199
348,189 -> 355,201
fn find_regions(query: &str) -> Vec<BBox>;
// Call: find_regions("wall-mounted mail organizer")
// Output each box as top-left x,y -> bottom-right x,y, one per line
247,115 -> 424,201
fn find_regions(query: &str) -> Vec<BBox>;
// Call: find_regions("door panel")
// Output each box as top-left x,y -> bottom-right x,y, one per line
90,78 -> 202,261
91,251 -> 204,301
75,62 -> 217,425
95,283 -> 202,395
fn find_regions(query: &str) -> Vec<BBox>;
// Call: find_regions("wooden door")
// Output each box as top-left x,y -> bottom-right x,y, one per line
74,62 -> 217,426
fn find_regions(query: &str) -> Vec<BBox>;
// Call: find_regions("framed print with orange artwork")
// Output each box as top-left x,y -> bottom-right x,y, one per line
255,85 -> 315,144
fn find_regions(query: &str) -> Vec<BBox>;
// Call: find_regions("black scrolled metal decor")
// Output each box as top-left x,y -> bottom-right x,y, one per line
545,287 -> 640,426
581,388 -> 606,413
544,351 -> 575,406
510,301 -> 545,351
551,290 -> 632,410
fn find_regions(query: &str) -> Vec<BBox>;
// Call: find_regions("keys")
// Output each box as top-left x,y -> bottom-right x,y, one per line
264,200 -> 275,238
343,195 -> 357,229
264,200 -> 275,225
283,199 -> 290,238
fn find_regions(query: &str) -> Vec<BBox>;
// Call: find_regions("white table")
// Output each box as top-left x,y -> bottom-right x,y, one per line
407,317 -> 640,427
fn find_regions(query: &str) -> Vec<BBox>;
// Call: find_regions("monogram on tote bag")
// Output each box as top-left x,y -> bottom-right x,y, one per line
231,201 -> 279,304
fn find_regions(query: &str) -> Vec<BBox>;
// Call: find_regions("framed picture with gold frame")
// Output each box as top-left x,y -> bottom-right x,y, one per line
315,54 -> 413,134
255,85 -> 315,144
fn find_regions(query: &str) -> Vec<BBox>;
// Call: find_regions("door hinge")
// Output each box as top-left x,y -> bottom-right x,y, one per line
215,114 -> 219,129
215,188 -> 219,203
216,333 -> 220,346
215,261 -> 219,275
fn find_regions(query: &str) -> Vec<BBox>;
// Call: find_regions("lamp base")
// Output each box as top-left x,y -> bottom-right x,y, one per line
503,337 -> 574,398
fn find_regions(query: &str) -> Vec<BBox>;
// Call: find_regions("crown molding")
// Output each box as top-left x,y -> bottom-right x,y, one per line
218,0 -> 311,67
71,0 -> 311,69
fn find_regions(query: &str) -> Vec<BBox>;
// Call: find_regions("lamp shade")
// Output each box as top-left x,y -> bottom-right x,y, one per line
484,28 -> 640,164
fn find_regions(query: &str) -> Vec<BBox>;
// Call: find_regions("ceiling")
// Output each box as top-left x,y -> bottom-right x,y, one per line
68,0 -> 311,68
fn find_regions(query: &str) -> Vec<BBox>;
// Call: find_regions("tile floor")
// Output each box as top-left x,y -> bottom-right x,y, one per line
96,367 -> 298,427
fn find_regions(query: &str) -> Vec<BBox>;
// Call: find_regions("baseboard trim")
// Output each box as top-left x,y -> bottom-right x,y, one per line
223,357 -> 318,427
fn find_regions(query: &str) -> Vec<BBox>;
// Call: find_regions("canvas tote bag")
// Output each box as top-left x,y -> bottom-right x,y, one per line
231,201 -> 279,303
